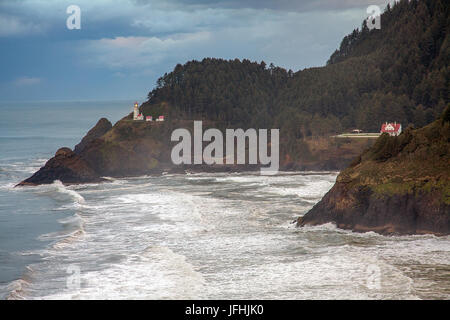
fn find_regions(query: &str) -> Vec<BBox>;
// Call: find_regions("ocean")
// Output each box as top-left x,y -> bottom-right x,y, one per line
0,101 -> 449,300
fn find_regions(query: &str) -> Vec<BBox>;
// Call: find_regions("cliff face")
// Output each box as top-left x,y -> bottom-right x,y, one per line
18,109 -> 374,186
298,109 -> 450,235
17,147 -> 104,186
18,114 -> 174,186
74,118 -> 112,154
76,116 -> 173,177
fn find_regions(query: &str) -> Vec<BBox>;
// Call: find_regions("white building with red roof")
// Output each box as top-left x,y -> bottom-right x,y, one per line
380,122 -> 402,136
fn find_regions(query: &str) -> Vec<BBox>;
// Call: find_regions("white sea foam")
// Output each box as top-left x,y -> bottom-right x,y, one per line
38,246 -> 206,300
35,213 -> 86,249
51,230 -> 86,249
0,182 -> 16,190
114,190 -> 218,233
215,175 -> 270,185
7,172 -> 449,300
5,279 -> 30,300
5,265 -> 35,300
51,181 -> 85,204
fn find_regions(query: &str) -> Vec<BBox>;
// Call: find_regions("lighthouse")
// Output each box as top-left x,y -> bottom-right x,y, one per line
133,102 -> 139,120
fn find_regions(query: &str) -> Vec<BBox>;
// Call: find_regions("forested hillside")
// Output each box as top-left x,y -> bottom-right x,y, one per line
144,0 -> 448,139
19,0 -> 450,186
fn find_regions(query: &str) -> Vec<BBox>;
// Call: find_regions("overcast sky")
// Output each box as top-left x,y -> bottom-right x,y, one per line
0,0 -> 393,101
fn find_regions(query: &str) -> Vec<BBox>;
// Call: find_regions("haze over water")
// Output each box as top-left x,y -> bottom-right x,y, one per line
0,101 -> 449,299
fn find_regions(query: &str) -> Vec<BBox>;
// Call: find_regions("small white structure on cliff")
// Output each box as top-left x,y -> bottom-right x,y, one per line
133,102 -> 144,120
133,101 -> 165,122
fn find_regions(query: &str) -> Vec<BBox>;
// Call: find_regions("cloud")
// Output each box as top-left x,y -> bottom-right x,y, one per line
0,0 -> 394,39
0,0 -> 396,101
13,76 -> 42,86
79,5 -> 367,75
82,32 -> 211,70
140,0 -> 393,12
0,14 -> 45,36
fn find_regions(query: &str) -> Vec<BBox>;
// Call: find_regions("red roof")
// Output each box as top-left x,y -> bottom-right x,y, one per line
380,122 -> 401,133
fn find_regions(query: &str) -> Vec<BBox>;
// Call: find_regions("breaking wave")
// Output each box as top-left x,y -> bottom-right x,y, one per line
3,171 -> 449,300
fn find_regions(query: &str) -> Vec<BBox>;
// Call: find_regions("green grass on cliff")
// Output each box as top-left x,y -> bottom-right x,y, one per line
340,106 -> 450,201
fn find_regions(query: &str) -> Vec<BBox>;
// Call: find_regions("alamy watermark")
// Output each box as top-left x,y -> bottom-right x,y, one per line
66,5 -> 81,30
365,264 -> 381,290
65,4 -> 381,32
366,5 -> 381,30
66,264 -> 81,291
171,121 -> 279,175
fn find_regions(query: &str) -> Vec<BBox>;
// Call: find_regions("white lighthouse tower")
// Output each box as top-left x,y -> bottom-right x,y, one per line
133,102 -> 144,120
133,102 -> 139,120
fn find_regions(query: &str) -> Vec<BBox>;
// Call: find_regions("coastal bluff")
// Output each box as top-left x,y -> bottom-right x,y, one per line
297,108 -> 450,236
17,113 -> 174,186
16,147 -> 104,186
16,103 -> 374,187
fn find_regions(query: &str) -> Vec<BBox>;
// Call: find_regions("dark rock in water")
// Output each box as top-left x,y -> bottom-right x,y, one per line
16,147 -> 103,186
297,109 -> 450,236
74,118 -> 112,154
297,182 -> 449,235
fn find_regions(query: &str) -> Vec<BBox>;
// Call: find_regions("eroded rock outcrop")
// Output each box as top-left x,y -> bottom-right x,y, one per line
17,117 -> 115,186
74,118 -> 112,154
297,109 -> 450,236
17,147 -> 103,186
17,114 -> 173,186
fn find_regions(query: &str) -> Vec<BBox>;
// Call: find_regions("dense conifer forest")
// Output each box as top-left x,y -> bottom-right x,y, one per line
142,0 -> 448,161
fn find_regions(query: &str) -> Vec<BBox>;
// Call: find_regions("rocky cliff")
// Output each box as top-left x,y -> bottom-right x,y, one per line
297,108 -> 450,235
74,118 -> 112,154
17,113 -> 173,186
17,147 -> 104,186
17,0 -> 449,188
17,105 -> 375,186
